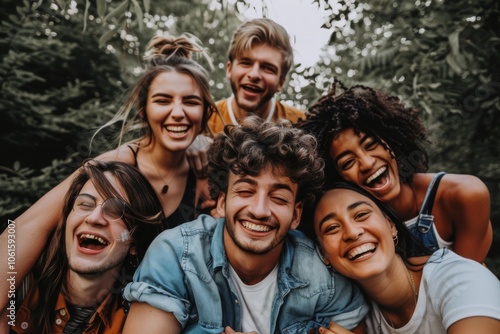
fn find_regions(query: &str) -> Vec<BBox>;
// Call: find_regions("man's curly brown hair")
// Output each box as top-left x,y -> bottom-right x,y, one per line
298,79 -> 429,184
208,116 -> 325,208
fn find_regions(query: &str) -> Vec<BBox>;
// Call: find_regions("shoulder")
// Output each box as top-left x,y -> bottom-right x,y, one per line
95,144 -> 138,166
415,172 -> 489,206
424,249 -> 497,285
286,231 -> 347,285
152,214 -> 218,246
275,100 -> 306,122
422,249 -> 500,326
215,99 -> 228,112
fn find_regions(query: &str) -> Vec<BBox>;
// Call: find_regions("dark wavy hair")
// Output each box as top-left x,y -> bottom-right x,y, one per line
302,181 -> 431,264
32,160 -> 164,333
208,115 -> 325,208
298,79 -> 429,184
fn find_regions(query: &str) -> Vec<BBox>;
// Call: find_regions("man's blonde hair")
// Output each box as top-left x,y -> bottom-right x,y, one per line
228,18 -> 294,81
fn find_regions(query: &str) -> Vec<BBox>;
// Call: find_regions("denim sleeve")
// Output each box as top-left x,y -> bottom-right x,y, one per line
122,229 -> 191,328
324,272 -> 369,330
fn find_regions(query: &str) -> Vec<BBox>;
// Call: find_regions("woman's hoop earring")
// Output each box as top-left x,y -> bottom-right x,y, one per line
321,254 -> 332,269
393,234 -> 399,246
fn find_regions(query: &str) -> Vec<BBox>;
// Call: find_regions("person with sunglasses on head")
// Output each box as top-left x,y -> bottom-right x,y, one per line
309,182 -> 500,334
8,160 -> 165,334
298,79 -> 492,262
122,117 -> 368,334
0,33 -> 218,318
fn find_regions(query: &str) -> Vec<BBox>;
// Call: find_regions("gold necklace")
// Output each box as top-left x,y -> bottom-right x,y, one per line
377,261 -> 418,333
150,150 -> 176,194
405,266 -> 418,305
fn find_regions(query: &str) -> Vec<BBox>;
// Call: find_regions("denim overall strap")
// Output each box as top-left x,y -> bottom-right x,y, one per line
417,172 -> 446,233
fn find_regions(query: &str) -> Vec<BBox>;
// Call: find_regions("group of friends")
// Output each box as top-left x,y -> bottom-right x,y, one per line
0,17 -> 499,334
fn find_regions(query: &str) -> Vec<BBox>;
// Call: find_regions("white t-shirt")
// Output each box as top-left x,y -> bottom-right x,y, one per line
365,249 -> 500,334
229,264 -> 279,333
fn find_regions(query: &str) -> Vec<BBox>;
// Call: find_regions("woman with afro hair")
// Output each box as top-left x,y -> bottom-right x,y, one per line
298,79 -> 492,263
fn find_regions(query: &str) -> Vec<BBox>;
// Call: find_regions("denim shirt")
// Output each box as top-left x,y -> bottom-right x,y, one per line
123,214 -> 368,333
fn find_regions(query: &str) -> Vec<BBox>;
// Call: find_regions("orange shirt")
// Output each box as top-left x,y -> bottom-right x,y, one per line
208,97 -> 306,135
12,287 -> 126,334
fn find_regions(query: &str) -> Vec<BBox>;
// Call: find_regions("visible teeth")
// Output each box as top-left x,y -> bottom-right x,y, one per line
80,233 -> 107,245
366,167 -> 386,185
165,125 -> 188,132
347,243 -> 376,260
242,221 -> 271,232
243,85 -> 261,92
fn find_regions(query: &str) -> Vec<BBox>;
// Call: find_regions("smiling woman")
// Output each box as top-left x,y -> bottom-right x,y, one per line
298,80 -> 493,263
312,182 -> 500,334
0,33 -> 219,320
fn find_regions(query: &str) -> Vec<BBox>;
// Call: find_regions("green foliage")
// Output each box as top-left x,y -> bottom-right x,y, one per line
312,0 -> 500,275
2,0 -> 498,274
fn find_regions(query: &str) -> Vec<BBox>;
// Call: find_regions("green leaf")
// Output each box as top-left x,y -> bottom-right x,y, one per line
131,0 -> 144,31
54,0 -> 66,11
99,24 -> 121,48
97,0 -> 107,18
448,29 -> 462,55
103,0 -> 129,23
445,53 -> 462,75
83,0 -> 91,33
143,0 -> 150,13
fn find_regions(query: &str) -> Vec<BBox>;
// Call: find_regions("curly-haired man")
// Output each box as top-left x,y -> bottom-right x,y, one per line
123,116 -> 368,334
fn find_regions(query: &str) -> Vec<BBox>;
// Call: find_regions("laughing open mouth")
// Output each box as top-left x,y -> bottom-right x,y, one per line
365,167 -> 388,188
347,243 -> 376,260
242,84 -> 263,93
165,125 -> 189,134
78,233 -> 109,250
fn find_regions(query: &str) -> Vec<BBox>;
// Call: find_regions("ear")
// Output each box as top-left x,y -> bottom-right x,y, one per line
276,75 -> 286,93
216,191 -> 226,218
129,245 -> 137,256
289,201 -> 303,231
225,61 -> 232,79
317,244 -> 331,267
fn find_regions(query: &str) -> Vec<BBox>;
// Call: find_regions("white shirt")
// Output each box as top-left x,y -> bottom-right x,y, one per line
229,264 -> 279,333
365,249 -> 500,334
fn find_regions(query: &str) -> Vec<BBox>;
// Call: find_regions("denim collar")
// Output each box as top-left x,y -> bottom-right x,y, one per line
210,219 -> 308,290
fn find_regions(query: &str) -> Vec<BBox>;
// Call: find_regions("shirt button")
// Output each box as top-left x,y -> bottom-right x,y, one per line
60,309 -> 66,316
235,299 -> 238,303
55,318 -> 63,325
21,322 -> 29,329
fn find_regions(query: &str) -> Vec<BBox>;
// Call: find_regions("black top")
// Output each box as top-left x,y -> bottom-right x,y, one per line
127,145 -> 199,228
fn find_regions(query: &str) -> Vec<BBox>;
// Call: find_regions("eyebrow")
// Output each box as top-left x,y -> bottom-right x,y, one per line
151,93 -> 203,101
317,200 -> 373,229
334,133 -> 371,164
233,177 -> 295,194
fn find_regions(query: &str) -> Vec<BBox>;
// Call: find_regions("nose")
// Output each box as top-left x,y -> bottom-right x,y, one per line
170,99 -> 186,119
84,205 -> 108,226
246,63 -> 261,81
358,152 -> 376,172
342,222 -> 364,241
247,193 -> 271,219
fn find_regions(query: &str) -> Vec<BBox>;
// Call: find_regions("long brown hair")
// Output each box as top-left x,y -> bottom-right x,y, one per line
91,34 -> 219,151
32,160 -> 164,333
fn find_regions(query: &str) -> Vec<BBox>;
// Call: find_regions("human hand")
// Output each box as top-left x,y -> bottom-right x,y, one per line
318,321 -> 355,334
222,326 -> 258,334
186,135 -> 213,178
195,177 -> 216,212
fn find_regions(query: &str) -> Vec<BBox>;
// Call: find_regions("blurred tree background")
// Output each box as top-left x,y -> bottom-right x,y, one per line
1,0 -> 498,274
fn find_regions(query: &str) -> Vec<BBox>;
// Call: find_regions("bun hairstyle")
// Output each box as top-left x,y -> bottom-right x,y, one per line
90,32 -> 218,151
144,33 -> 213,70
